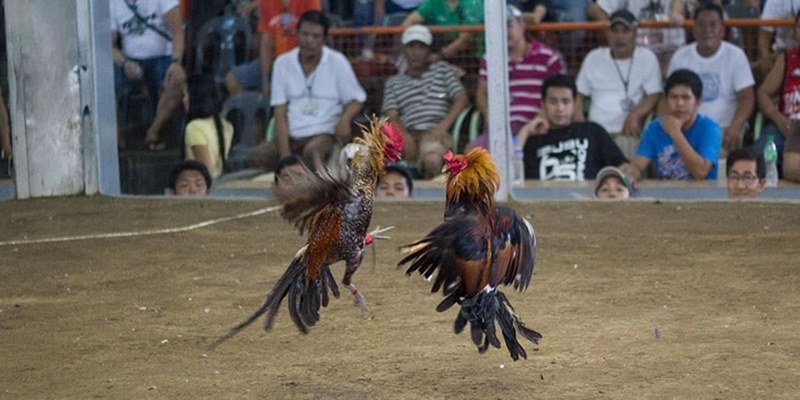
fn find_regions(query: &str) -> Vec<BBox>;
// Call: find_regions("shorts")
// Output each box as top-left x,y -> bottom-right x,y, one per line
114,55 -> 171,96
228,59 -> 264,91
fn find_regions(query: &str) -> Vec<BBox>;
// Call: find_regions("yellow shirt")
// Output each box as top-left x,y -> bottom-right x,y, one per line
184,116 -> 234,178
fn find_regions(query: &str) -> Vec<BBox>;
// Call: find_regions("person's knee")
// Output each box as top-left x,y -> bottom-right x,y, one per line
784,153 -> 800,182
420,152 -> 444,179
225,72 -> 242,96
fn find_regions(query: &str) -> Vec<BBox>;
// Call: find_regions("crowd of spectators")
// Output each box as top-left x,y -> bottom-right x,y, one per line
105,0 -> 800,197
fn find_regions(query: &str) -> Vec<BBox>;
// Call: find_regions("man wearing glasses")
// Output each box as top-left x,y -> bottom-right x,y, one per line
726,147 -> 766,199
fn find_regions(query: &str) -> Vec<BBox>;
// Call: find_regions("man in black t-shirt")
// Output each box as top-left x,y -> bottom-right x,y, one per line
519,74 -> 636,181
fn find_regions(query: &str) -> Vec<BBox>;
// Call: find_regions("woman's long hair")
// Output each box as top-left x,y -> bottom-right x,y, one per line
186,74 -> 226,164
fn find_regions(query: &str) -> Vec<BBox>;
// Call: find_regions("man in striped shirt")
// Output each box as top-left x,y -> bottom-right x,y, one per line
382,24 -> 469,179
467,4 -> 565,151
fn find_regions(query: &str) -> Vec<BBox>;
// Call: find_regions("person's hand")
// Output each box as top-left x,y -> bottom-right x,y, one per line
335,119 -> 352,143
775,114 -> 791,137
1,140 -> 11,161
261,80 -> 271,96
669,11 -> 684,26
722,122 -> 744,153
165,62 -> 186,88
622,113 -> 643,138
660,114 -> 684,140
123,60 -> 143,81
518,116 -> 549,137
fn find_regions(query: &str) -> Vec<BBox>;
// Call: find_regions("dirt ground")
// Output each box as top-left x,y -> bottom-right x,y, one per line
1,196 -> 799,399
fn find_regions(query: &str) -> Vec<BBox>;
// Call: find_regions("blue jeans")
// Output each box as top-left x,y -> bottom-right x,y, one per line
754,122 -> 786,178
114,55 -> 171,100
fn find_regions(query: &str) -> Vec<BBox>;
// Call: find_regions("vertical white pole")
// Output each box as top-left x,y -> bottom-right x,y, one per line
484,0 -> 511,201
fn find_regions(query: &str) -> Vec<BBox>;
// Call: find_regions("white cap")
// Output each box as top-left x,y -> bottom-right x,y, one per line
401,24 -> 433,46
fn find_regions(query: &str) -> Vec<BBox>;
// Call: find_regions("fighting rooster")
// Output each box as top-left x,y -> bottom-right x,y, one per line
214,118 -> 403,345
397,148 -> 541,361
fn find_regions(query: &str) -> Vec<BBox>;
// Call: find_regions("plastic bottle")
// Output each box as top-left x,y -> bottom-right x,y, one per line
512,136 -> 525,187
764,134 -> 779,188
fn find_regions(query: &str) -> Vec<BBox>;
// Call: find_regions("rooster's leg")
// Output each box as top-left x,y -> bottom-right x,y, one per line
343,255 -> 371,319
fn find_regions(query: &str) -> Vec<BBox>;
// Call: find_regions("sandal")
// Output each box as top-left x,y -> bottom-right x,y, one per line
144,139 -> 167,151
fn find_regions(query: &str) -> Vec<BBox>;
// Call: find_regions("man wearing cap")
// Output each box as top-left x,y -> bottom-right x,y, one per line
575,9 -> 662,160
594,166 -> 634,199
466,4 -> 564,151
382,24 -> 469,179
667,2 -> 754,158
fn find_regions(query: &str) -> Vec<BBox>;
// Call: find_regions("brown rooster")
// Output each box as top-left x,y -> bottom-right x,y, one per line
214,118 -> 403,344
397,148 -> 541,361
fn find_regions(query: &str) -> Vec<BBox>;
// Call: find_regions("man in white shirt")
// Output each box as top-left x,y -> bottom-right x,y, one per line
247,10 -> 367,172
667,2 -> 755,157
575,9 -> 662,159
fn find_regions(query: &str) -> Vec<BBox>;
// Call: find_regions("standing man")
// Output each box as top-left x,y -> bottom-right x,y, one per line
247,11 -> 366,171
520,74 -> 633,181
667,2 -> 754,158
225,0 -> 321,96
111,0 -> 186,151
632,69 -> 722,181
575,9 -> 662,160
382,24 -> 469,179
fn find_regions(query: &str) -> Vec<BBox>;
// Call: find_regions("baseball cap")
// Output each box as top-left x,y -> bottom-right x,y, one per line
507,5 -> 523,22
594,166 -> 634,196
401,24 -> 432,46
609,9 -> 637,29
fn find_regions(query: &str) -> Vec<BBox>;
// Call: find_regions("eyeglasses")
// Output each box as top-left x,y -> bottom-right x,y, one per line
727,173 -> 759,185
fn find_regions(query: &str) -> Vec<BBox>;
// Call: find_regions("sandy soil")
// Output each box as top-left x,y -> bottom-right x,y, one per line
1,196 -> 799,399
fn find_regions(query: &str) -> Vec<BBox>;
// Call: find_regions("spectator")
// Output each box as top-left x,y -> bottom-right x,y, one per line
0,94 -> 10,163
183,75 -> 233,179
576,9 -> 662,160
355,0 -> 422,27
667,2 -> 755,158
631,69 -> 722,180
168,160 -> 212,196
786,120 -> 800,183
756,0 -> 800,79
754,10 -> 800,179
594,0 -> 686,74
382,24 -> 469,179
466,4 -> 564,151
273,154 -> 310,189
595,166 -> 635,199
509,0 -> 548,23
520,74 -> 634,181
726,147 -> 766,199
401,0 -> 484,61
111,0 -> 186,151
537,1 -> 595,67
247,11 -> 366,172
376,163 -> 414,198
224,0 -> 321,96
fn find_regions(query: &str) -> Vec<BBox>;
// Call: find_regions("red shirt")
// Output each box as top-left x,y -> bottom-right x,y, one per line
780,46 -> 800,118
258,0 -> 321,56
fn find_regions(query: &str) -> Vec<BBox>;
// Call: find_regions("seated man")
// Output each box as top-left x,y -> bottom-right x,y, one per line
726,147 -> 766,199
247,11 -> 366,172
575,9 -> 662,159
466,4 -> 564,151
382,24 -> 468,179
520,74 -> 633,181
376,163 -> 414,198
111,0 -> 186,150
667,2 -> 755,157
631,69 -> 722,180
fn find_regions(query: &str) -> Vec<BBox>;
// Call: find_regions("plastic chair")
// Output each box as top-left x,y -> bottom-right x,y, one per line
450,106 -> 473,153
221,91 -> 270,172
194,15 -> 252,88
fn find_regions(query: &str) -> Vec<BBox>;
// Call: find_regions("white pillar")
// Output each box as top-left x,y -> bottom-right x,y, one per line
484,0 -> 511,201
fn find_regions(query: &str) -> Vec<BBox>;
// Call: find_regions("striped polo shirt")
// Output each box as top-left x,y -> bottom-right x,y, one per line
382,61 -> 465,131
479,40 -> 565,126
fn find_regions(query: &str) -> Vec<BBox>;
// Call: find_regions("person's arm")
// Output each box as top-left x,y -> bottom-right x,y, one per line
629,155 -> 651,181
441,32 -> 472,60
623,93 -> 661,137
662,115 -> 713,179
374,0 -> 386,25
163,7 -> 186,87
237,0 -> 259,17
431,91 -> 469,137
574,93 -> 587,122
335,101 -> 364,143
401,11 -> 424,29
191,145 -> 213,174
112,31 -> 143,80
757,52 -> 790,135
723,87 -> 755,152
475,79 -> 488,122
523,4 -> 547,24
669,0 -> 684,25
259,31 -> 274,95
274,104 -> 291,159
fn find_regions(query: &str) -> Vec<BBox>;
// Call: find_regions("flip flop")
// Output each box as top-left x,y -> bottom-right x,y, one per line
144,140 -> 167,151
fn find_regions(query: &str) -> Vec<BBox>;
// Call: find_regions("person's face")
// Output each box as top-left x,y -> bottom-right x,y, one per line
276,163 -> 309,188
403,41 -> 431,71
666,84 -> 701,121
507,18 -> 526,48
596,176 -> 630,199
543,87 -> 575,128
173,169 -> 208,196
607,24 -> 635,57
727,159 -> 765,199
297,21 -> 325,57
377,171 -> 410,198
694,10 -> 724,53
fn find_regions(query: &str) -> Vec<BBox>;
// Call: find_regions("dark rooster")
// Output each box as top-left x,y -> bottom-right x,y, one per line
397,148 -> 541,361
214,118 -> 403,344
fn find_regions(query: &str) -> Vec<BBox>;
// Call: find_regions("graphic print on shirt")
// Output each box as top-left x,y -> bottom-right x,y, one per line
537,138 -> 589,180
122,10 -> 159,36
656,143 -> 690,180
698,72 -> 720,103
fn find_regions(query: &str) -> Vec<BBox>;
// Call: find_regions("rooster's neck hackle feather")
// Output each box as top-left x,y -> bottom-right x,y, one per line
445,148 -> 500,217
